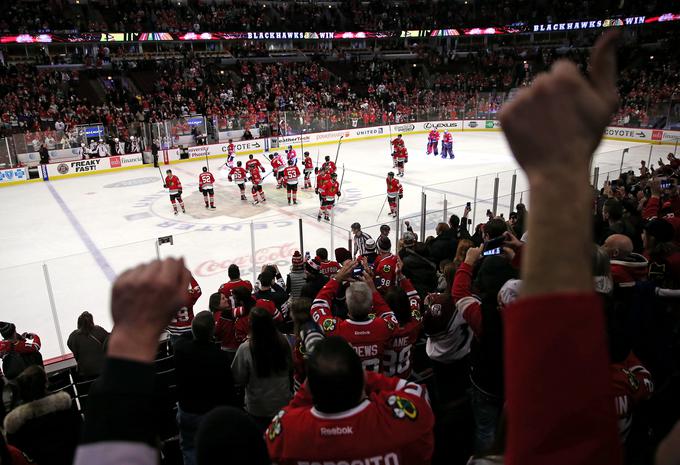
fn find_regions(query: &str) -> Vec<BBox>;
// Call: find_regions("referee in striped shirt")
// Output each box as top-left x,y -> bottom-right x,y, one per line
350,222 -> 373,258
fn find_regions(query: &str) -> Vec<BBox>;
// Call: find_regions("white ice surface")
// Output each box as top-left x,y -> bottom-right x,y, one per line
0,130 -> 661,359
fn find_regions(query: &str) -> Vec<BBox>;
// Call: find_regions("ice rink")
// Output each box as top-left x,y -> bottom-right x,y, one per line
0,130 -> 664,359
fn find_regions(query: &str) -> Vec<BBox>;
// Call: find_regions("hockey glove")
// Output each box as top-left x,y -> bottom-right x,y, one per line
163,184 -> 167,188
399,194 -> 403,199
178,189 -> 183,196
228,176 -> 233,182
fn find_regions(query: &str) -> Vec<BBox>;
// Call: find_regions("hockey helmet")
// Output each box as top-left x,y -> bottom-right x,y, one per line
331,172 -> 337,178
388,171 -> 394,177
288,159 -> 294,165
325,155 -> 330,161
202,166 -> 208,172
304,151 -> 310,156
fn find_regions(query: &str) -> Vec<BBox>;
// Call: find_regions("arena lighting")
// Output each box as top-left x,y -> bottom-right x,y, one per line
1,12 -> 679,43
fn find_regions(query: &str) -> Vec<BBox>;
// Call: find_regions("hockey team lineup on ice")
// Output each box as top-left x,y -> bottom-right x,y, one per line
0,130 -> 654,359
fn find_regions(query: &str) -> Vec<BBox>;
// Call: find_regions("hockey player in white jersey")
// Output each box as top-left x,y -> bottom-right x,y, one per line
97,139 -> 110,158
114,138 -> 126,155
78,143 -> 88,160
130,136 -> 141,153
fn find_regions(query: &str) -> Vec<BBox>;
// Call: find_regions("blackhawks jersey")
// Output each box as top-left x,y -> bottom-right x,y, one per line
311,279 -> 397,372
167,277 -> 202,335
266,371 -> 434,465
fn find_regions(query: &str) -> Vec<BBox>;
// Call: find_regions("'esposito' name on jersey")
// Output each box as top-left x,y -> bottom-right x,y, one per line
297,453 -> 400,465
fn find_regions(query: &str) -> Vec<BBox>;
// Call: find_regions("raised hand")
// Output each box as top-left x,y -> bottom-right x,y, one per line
108,258 -> 191,363
499,31 -> 620,179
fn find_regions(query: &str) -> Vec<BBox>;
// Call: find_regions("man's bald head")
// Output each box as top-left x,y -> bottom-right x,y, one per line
602,234 -> 633,259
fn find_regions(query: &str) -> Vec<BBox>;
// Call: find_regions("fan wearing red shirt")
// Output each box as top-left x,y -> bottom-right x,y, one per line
228,160 -> 248,201
373,236 -> 398,291
198,167 -> 216,209
382,278 -> 423,379
164,169 -> 185,215
167,275 -> 202,340
266,337 -> 434,465
310,260 -> 397,373
303,152 -> 314,189
283,160 -> 301,205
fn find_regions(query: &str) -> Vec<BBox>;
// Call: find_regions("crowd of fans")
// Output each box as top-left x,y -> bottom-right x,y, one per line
2,0 -> 678,34
2,36 -> 679,155
0,32 -> 679,465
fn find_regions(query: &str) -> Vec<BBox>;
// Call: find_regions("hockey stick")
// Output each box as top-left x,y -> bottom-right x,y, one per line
157,166 -> 165,184
300,129 -> 305,159
376,196 -> 388,221
334,135 -> 344,165
205,152 -> 210,171
315,148 -> 320,169
336,165 -> 346,205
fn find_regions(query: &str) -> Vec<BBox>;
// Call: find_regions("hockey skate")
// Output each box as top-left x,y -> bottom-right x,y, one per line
241,195 -> 247,200
317,214 -> 322,222
174,210 -> 179,215
205,204 -> 209,209
293,200 -> 297,205
210,205 -> 216,209
253,200 -> 259,205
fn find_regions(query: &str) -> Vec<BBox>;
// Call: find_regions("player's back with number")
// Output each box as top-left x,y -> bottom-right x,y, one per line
283,165 -> 300,183
373,253 -> 398,290
198,172 -> 214,189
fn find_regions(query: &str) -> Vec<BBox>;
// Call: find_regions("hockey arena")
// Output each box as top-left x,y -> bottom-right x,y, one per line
0,128 -> 668,359
1,2 -> 680,465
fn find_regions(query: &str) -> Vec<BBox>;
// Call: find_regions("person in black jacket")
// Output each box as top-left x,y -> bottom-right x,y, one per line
399,232 -> 438,298
67,311 -> 110,380
254,270 -> 287,310
173,311 -> 237,465
4,365 -> 81,465
38,144 -> 49,165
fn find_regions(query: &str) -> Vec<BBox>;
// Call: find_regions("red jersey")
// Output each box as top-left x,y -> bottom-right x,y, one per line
303,156 -> 313,171
218,279 -> 253,310
250,167 -> 263,185
168,277 -> 202,335
321,160 -> 336,174
442,132 -> 453,143
165,175 -> 182,195
321,180 -> 340,201
386,177 -> 403,197
311,279 -> 396,372
610,352 -> 653,441
198,171 -> 215,190
428,130 -> 440,142
0,333 -> 42,358
319,259 -> 340,278
395,147 -> 407,162
271,156 -> 285,172
227,143 -> 235,155
316,172 -> 330,190
383,279 -> 422,379
246,158 -> 264,172
391,137 -> 405,149
283,165 -> 300,184
373,253 -> 398,290
228,166 -> 247,183
287,149 -> 297,161
266,371 -> 434,465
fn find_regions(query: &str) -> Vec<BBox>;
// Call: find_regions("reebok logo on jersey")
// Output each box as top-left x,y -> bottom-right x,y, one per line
320,426 -> 354,436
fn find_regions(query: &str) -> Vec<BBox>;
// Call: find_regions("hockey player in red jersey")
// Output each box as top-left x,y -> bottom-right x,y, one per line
427,129 -> 440,156
310,260 -> 397,372
392,134 -> 405,150
394,147 -> 407,177
198,166 -> 216,209
265,337 -> 434,465
441,129 -> 454,159
302,152 -> 314,189
286,145 -> 297,164
248,164 -> 266,204
321,155 -> 336,174
226,138 -> 236,168
283,159 -> 301,205
317,172 -> 340,222
167,275 -> 202,341
386,172 -> 403,217
269,152 -> 285,188
164,169 -> 185,215
245,154 -> 265,174
228,160 -> 248,201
